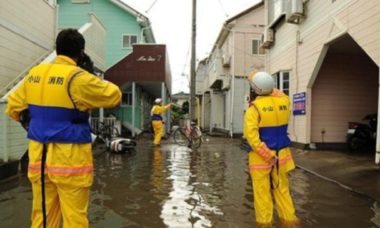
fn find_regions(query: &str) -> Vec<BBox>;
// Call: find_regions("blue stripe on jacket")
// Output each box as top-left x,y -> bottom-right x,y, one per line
28,104 -> 91,143
259,124 -> 291,151
151,114 -> 163,121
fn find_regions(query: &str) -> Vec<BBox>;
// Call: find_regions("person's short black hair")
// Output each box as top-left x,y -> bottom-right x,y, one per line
56,29 -> 85,59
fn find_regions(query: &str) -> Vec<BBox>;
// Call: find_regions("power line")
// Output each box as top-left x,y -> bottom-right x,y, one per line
145,0 -> 159,13
216,0 -> 229,18
181,44 -> 191,80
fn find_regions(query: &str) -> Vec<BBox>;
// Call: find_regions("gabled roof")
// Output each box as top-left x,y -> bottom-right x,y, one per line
225,1 -> 263,24
210,1 -> 264,55
110,0 -> 155,42
110,0 -> 148,21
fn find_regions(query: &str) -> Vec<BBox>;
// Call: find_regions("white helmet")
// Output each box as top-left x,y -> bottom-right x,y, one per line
248,71 -> 274,95
154,98 -> 162,104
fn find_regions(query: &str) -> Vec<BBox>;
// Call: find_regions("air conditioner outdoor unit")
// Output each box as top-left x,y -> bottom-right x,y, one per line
222,54 -> 231,67
261,28 -> 274,49
222,77 -> 231,90
286,0 -> 305,24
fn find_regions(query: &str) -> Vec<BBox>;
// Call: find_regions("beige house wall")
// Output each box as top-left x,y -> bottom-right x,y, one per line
266,0 -> 380,144
226,5 -> 265,77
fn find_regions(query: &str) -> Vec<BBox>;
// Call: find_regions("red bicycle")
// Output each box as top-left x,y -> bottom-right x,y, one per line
173,122 -> 202,149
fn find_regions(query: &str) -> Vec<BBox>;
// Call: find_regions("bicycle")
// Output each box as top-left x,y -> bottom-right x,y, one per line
172,122 -> 202,149
92,121 -> 120,145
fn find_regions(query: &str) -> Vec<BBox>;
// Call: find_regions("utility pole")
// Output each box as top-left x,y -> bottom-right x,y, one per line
189,0 -> 196,120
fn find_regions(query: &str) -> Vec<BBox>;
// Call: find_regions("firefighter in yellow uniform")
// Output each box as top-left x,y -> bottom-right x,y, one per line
151,98 -> 172,146
244,71 -> 299,227
5,29 -> 121,228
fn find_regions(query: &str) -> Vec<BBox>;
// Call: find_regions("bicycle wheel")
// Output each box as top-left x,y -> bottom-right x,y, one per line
190,127 -> 202,149
101,126 -> 120,140
173,128 -> 189,146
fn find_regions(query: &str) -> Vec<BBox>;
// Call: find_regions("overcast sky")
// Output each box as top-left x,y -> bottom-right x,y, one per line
123,0 -> 261,94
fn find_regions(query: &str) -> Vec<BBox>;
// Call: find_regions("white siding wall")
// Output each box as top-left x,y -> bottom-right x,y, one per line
202,93 -> 211,130
210,92 -> 224,129
266,0 -> 380,144
0,0 -> 55,162
232,77 -> 250,133
226,88 -> 233,129
0,102 -> 28,162
0,0 -> 56,91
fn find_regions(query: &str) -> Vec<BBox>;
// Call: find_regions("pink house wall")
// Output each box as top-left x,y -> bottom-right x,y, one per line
311,52 -> 378,143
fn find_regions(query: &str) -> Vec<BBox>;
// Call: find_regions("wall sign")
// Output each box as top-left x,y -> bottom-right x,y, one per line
137,55 -> 162,62
293,92 -> 306,115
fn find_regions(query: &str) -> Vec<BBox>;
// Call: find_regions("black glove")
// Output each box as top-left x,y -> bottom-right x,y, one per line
19,109 -> 31,131
78,53 -> 94,74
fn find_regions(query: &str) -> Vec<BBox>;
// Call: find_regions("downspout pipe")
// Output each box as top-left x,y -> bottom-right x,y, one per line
229,30 -> 235,138
376,68 -> 380,164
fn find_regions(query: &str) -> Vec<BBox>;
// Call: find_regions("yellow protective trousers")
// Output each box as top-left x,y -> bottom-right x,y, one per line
28,140 -> 93,228
249,148 -> 298,226
152,120 -> 164,145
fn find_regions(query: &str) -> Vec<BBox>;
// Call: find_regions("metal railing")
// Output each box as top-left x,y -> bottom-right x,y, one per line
91,117 -> 121,135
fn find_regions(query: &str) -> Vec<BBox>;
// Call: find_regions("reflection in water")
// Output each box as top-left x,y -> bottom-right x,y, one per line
161,146 -> 223,227
0,139 -> 379,227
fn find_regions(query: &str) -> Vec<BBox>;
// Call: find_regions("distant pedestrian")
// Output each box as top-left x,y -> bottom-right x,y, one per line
244,71 -> 300,227
151,98 -> 172,146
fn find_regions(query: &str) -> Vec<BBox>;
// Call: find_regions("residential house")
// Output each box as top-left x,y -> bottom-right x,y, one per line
261,0 -> 379,160
172,92 -> 190,106
0,0 -> 106,176
0,0 -> 57,168
197,2 -> 265,136
105,44 -> 172,135
57,0 -> 154,68
57,0 -> 170,136
196,58 -> 211,130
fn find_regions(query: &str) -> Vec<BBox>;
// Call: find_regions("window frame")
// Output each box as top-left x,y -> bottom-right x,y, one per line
252,39 -> 265,55
121,92 -> 133,106
272,71 -> 290,95
121,34 -> 138,49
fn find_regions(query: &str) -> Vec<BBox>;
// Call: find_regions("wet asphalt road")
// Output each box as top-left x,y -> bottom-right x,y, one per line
0,138 -> 380,227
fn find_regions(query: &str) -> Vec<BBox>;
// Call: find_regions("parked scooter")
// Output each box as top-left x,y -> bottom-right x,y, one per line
108,137 -> 137,153
346,114 -> 377,151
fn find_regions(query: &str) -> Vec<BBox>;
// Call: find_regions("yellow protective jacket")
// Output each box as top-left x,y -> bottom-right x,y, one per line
5,55 -> 121,184
244,89 -> 295,172
151,104 -> 171,121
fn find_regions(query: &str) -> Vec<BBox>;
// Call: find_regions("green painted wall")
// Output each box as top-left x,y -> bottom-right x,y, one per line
106,85 -> 147,130
57,0 -> 142,68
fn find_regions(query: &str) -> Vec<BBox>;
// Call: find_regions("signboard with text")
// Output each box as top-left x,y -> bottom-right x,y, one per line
293,92 -> 306,115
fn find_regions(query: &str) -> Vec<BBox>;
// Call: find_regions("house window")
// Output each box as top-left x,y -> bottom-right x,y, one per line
72,0 -> 90,3
273,71 -> 290,95
122,93 -> 133,106
122,35 -> 137,48
252,40 -> 265,55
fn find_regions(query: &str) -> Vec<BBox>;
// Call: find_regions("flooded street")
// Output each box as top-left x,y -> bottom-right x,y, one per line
1,138 -> 380,227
